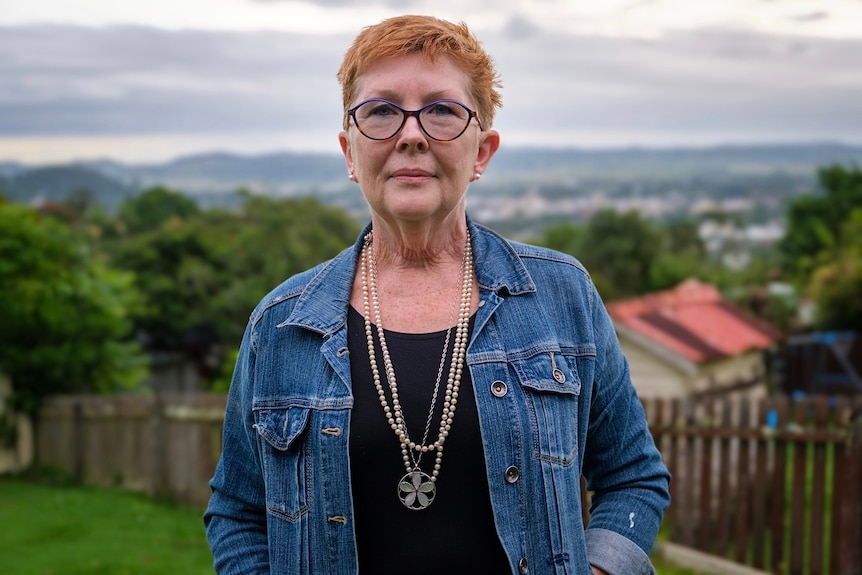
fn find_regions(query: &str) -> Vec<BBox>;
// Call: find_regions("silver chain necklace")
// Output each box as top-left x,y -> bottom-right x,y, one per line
360,230 -> 473,510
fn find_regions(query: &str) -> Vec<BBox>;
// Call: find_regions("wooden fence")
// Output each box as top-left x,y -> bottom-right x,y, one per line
34,393 -> 862,573
643,395 -> 862,575
36,393 -> 226,507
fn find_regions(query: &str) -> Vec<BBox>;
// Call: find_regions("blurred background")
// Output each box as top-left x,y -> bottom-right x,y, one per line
1,1 -> 861,574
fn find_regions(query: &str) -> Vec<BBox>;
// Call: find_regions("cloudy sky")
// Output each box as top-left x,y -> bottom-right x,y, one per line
2,0 -> 861,164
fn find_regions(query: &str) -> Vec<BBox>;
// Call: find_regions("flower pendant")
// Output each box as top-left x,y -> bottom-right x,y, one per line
397,470 -> 436,510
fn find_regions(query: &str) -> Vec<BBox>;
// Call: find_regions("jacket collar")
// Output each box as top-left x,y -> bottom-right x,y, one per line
283,216 -> 536,335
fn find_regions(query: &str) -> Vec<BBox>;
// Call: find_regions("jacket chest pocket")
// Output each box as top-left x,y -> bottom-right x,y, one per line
254,405 -> 312,521
514,351 -> 582,467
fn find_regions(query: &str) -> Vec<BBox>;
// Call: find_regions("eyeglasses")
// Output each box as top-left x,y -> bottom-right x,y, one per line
347,98 -> 481,142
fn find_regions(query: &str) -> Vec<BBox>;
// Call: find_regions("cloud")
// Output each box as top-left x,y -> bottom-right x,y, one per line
0,19 -> 861,161
249,0 -> 423,6
481,24 -> 862,140
0,25 -> 349,135
789,11 -> 830,22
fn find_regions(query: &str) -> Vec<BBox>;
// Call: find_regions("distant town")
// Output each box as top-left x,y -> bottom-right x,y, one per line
3,142 -> 862,268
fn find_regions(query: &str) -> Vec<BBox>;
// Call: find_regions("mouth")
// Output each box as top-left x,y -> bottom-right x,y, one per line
391,168 -> 434,182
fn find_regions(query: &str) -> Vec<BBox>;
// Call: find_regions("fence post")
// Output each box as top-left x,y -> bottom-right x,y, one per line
769,396 -> 788,573
732,398 -> 752,565
788,399 -> 809,574
71,399 -> 84,483
830,398 -> 862,574
807,397 -> 830,575
714,397 -> 733,558
667,397 -> 682,541
149,394 -> 168,501
847,405 -> 862,575
697,397 -> 715,553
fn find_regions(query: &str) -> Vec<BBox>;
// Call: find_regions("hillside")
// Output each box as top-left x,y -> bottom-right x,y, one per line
3,144 -> 861,224
4,165 -> 135,212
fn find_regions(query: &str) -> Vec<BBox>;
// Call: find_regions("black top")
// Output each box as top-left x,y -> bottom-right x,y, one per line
347,306 -> 511,574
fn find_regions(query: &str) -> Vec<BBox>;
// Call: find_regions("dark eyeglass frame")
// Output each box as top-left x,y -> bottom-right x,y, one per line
347,98 -> 482,142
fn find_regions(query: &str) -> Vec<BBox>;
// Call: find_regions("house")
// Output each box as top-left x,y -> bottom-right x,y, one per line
606,278 -> 783,398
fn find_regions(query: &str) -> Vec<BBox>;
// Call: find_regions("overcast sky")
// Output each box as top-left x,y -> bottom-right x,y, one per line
2,0 -> 861,164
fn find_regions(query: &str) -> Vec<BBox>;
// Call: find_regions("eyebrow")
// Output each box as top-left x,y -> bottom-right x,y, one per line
370,89 -> 460,106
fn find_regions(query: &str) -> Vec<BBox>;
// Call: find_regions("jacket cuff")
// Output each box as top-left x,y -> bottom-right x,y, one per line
585,528 -> 656,575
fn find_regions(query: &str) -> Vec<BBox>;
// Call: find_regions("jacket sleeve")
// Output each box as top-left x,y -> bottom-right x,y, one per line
204,320 -> 271,574
581,283 -> 671,575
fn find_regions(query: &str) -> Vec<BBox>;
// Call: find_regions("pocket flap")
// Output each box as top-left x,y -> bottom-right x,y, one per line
515,352 -> 582,396
254,406 -> 310,451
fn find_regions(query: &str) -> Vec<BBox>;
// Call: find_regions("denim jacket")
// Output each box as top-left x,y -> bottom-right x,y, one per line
205,218 -> 670,575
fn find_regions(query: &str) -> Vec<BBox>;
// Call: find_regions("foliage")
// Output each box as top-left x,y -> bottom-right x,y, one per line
9,158 -> 860,402
537,210 -> 707,301
0,199 -> 146,413
104,188 -> 361,387
805,209 -> 862,330
779,165 -> 862,279
117,185 -> 200,235
778,165 -> 862,330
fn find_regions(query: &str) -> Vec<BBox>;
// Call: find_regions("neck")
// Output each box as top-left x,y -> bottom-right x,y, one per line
369,211 -> 467,269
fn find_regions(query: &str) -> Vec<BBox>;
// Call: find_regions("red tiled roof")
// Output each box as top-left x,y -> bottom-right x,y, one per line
606,278 -> 783,364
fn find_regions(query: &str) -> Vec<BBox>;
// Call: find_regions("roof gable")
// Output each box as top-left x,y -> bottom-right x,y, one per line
607,278 -> 783,364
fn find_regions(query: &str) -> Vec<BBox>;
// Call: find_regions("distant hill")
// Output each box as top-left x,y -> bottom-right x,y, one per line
5,165 -> 135,212
4,143 -> 862,215
81,152 -> 348,196
487,142 -> 862,180
0,162 -> 25,179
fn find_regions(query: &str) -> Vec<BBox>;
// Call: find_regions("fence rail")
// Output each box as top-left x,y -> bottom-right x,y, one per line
644,395 -> 862,575
36,393 -> 226,506
33,393 -> 862,573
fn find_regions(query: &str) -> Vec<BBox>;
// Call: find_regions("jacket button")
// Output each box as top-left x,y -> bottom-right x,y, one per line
505,465 -> 520,483
491,380 -> 507,397
518,557 -> 528,573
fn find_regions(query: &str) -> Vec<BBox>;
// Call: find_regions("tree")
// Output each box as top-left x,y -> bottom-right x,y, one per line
105,191 -> 360,387
806,209 -> 862,330
0,199 -> 145,413
780,165 -> 862,279
117,186 -> 200,235
538,212 -> 712,300
538,222 -> 585,259
576,209 -> 661,300
650,218 -> 707,292
777,165 -> 862,331
207,194 -> 361,347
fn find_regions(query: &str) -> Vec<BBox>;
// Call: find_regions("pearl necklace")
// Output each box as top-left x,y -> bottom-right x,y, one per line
360,230 -> 473,511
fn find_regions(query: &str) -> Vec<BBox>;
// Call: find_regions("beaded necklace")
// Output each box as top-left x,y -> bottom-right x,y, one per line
359,230 -> 473,510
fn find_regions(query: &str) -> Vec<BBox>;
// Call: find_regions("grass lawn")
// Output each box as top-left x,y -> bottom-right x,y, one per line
0,472 -> 706,575
0,474 -> 213,575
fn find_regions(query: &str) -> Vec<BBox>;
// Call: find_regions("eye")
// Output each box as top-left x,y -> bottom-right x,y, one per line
367,102 -> 398,117
428,102 -> 458,116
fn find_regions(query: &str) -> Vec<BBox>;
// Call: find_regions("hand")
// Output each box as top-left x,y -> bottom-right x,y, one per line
591,567 -> 608,575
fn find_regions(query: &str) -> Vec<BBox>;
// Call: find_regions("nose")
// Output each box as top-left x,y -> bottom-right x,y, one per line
396,112 -> 428,150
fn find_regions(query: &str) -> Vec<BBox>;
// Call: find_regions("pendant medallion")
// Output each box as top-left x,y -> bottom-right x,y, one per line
397,470 -> 436,510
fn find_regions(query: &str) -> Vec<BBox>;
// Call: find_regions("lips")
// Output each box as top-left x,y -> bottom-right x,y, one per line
391,168 -> 434,179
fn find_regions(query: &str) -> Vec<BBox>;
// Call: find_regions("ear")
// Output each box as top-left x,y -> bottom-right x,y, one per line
473,129 -> 500,178
339,130 -> 354,175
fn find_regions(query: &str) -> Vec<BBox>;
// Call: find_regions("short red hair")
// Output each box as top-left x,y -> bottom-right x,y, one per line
337,14 -> 503,130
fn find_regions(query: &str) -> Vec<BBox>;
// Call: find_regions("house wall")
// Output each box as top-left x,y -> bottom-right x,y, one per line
692,352 -> 768,399
618,340 -> 689,397
619,337 -> 768,400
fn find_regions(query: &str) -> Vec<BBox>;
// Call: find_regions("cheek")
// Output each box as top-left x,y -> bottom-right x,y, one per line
350,141 -> 386,175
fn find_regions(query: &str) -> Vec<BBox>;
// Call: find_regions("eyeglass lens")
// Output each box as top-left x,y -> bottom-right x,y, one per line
353,100 -> 472,141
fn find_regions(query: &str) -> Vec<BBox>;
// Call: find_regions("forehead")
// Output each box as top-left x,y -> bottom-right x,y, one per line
353,54 -> 472,106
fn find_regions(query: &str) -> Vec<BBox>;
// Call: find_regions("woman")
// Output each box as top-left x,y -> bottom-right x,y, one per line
205,15 -> 670,575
